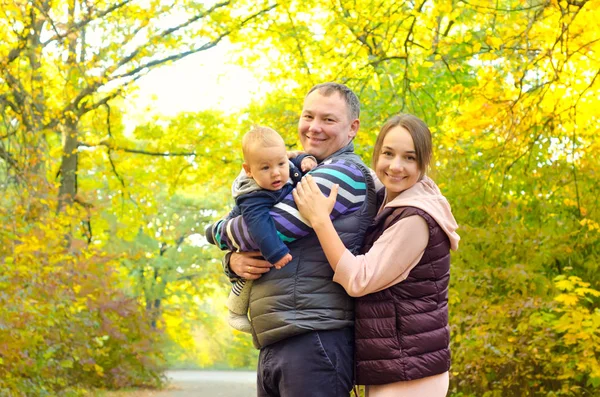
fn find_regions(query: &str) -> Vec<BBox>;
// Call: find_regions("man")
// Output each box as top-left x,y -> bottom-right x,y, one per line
208,83 -> 377,396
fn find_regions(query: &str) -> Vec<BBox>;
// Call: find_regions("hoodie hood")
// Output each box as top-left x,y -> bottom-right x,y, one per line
383,176 -> 460,250
231,168 -> 259,198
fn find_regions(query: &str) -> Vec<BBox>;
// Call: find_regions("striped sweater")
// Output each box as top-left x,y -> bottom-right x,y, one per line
208,157 -> 368,254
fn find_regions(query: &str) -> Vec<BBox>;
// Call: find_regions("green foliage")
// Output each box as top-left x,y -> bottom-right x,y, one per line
2,0 -> 600,395
225,0 -> 600,395
0,201 -> 164,396
450,272 -> 600,396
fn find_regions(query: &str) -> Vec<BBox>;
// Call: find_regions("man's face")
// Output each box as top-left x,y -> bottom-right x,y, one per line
298,91 -> 359,161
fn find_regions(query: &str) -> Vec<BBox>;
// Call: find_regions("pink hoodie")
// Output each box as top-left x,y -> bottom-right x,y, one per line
333,176 -> 460,297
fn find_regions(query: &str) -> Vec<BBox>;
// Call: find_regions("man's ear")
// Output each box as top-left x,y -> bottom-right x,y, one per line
348,119 -> 360,140
242,162 -> 252,178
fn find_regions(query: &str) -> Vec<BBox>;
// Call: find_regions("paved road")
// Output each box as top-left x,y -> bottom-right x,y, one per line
159,370 -> 257,397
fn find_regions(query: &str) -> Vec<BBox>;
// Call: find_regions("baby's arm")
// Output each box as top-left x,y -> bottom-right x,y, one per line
237,192 -> 291,266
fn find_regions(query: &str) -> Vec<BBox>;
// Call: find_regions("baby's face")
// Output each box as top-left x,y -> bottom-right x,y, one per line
244,144 -> 290,191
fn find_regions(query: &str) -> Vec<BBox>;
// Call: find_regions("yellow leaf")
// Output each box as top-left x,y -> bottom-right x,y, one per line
575,287 -> 600,297
555,279 -> 574,291
60,359 -> 74,368
94,364 -> 105,377
555,293 -> 579,306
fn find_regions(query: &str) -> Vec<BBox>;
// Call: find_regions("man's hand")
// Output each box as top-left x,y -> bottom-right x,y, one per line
230,251 -> 272,280
272,253 -> 292,270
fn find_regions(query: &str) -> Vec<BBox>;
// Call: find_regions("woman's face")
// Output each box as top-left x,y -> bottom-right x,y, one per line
375,125 -> 421,202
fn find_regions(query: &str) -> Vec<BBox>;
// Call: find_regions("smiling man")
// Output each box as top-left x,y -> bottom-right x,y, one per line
298,84 -> 360,161
207,83 -> 377,397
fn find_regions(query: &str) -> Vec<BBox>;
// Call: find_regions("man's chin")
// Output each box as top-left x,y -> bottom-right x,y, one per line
303,147 -> 323,160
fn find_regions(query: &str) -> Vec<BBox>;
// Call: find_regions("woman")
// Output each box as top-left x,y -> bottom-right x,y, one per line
293,114 -> 460,396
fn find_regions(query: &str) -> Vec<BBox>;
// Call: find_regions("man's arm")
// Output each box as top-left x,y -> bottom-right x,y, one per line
210,159 -> 367,250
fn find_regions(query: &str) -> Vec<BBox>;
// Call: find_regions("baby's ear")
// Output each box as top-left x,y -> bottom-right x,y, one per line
242,162 -> 252,177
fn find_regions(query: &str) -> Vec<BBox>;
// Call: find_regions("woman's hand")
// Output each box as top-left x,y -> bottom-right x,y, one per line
292,175 -> 339,227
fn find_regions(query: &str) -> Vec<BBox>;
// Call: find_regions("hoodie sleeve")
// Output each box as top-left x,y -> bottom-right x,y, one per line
332,215 -> 429,297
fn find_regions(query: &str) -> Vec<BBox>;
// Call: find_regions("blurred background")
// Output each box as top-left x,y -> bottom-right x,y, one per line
1,0 -> 599,395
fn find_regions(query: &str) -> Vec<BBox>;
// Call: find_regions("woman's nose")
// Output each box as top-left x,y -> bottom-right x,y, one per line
390,157 -> 403,170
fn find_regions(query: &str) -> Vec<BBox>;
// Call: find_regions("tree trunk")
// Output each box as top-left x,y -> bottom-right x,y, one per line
57,118 -> 79,212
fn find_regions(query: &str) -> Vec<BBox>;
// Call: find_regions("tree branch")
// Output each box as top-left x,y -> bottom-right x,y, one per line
111,3 -> 277,81
40,0 -> 134,47
0,145 -> 19,170
78,141 -> 196,157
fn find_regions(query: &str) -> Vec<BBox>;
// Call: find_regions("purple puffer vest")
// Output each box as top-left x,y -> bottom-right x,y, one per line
355,206 -> 451,385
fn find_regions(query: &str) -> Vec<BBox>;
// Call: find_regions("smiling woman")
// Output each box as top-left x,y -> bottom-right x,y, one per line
373,115 -> 433,204
292,113 -> 459,397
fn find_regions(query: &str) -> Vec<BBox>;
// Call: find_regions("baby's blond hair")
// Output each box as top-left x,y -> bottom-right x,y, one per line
242,126 -> 285,161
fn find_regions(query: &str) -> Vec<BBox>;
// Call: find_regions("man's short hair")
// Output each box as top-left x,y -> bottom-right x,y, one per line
306,82 -> 360,120
242,126 -> 285,161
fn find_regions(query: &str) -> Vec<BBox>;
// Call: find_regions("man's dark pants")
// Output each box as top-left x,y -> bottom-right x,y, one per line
257,327 -> 354,397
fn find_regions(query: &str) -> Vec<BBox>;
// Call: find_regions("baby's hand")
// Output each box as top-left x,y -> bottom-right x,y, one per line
301,156 -> 317,173
273,253 -> 292,270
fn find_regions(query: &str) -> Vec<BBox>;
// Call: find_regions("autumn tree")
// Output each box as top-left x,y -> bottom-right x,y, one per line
215,0 -> 600,394
0,0 -> 275,213
3,0 -> 600,394
1,0 -> 276,393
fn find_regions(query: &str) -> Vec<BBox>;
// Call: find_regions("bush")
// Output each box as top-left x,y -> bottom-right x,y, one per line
450,222 -> 600,396
0,205 -> 165,396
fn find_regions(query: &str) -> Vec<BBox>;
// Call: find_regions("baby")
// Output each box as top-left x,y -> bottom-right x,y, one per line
207,126 -> 316,332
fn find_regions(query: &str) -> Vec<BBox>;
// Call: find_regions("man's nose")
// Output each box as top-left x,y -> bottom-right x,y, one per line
308,120 -> 322,132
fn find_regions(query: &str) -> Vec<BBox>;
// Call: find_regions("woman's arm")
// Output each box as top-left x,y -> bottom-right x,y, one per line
294,175 -> 429,297
333,216 -> 428,296
292,175 -> 346,268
